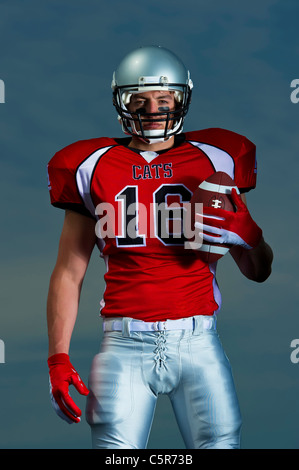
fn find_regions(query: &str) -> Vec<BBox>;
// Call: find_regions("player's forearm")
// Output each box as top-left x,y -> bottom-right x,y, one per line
47,269 -> 83,357
230,236 -> 273,282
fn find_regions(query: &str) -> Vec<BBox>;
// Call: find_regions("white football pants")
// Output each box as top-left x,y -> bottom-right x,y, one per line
85,315 -> 242,449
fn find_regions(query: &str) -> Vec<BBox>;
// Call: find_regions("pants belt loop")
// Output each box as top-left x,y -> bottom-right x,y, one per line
192,316 -> 203,336
122,317 -> 132,337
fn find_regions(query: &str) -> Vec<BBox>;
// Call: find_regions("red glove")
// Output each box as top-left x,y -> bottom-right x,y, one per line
48,353 -> 89,424
201,188 -> 262,250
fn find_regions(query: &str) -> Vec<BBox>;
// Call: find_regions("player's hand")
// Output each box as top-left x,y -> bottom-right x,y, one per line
199,188 -> 262,250
48,353 -> 89,424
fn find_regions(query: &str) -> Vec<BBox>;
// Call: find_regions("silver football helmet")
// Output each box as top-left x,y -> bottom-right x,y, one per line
111,46 -> 193,144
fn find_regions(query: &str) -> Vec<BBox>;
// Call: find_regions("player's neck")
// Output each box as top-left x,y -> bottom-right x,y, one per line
128,135 -> 175,153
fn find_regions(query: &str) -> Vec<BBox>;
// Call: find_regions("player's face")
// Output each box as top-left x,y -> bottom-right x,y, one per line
127,90 -> 176,132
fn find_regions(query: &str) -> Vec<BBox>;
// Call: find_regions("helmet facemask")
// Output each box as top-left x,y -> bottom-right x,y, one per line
113,81 -> 192,144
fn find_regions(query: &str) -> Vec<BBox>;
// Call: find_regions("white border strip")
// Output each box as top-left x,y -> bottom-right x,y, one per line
198,180 -> 240,195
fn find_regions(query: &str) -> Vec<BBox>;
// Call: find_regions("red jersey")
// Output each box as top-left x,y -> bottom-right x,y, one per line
47,128 -> 257,321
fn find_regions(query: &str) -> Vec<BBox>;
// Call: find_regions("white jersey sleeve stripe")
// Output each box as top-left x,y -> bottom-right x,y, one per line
188,141 -> 235,179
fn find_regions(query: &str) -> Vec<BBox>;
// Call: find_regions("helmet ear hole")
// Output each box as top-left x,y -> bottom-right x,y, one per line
111,46 -> 193,144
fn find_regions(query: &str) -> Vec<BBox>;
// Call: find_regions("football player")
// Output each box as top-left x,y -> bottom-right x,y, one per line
47,46 -> 273,449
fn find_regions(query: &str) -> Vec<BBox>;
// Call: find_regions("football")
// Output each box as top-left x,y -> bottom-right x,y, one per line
187,171 -> 240,264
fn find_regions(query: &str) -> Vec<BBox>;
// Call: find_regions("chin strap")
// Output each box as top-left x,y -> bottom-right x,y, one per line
136,133 -> 172,145
119,116 -> 182,144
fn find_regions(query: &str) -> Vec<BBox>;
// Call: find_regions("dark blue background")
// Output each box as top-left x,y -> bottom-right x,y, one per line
0,0 -> 298,449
